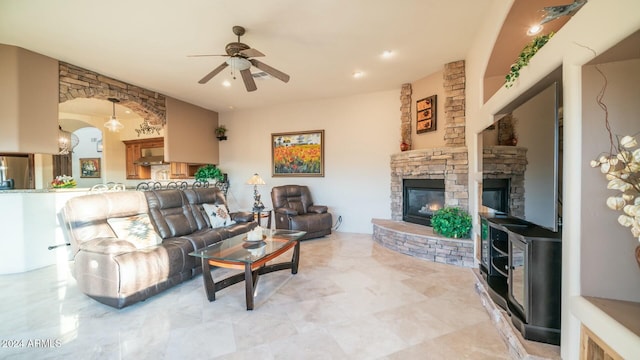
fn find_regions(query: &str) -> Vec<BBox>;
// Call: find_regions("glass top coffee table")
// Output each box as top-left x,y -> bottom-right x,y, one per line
189,229 -> 306,310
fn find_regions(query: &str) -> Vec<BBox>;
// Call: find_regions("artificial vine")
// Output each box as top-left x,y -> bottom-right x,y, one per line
505,32 -> 554,88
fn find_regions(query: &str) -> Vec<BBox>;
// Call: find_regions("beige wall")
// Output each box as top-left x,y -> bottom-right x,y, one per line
220,89 -> 398,234
0,45 -> 58,153
410,70 -> 446,149
580,59 -> 640,300
165,97 -> 218,164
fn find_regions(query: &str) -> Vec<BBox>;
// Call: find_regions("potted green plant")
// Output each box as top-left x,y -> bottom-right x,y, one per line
430,207 -> 472,239
215,125 -> 227,140
194,164 -> 224,182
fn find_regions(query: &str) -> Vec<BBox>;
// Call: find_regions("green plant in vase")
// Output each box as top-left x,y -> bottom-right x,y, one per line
215,125 -> 227,140
431,207 -> 472,239
194,164 -> 224,183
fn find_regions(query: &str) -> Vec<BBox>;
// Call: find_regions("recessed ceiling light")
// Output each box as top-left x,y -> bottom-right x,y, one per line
381,50 -> 394,58
228,105 -> 234,110
222,80 -> 231,87
527,24 -> 543,36
352,71 -> 364,79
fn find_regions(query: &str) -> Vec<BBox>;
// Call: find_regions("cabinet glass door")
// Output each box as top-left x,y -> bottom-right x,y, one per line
509,236 -> 527,320
480,219 -> 489,270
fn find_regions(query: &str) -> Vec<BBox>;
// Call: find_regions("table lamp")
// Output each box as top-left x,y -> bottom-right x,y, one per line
246,173 -> 266,211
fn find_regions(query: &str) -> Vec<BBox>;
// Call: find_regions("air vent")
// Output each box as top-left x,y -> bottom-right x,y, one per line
252,71 -> 271,80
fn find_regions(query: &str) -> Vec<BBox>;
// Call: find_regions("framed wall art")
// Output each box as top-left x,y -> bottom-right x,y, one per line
80,158 -> 101,178
416,95 -> 437,134
272,130 -> 324,177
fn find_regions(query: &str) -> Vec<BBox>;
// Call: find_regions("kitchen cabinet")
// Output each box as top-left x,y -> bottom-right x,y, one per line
123,137 -> 163,180
123,137 -> 204,180
170,162 -> 189,179
170,162 -> 205,179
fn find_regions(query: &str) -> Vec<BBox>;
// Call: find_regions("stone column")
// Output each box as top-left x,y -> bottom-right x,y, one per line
443,60 -> 466,147
400,83 -> 412,148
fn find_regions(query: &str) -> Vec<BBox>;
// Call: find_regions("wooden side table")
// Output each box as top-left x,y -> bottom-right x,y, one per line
252,208 -> 272,228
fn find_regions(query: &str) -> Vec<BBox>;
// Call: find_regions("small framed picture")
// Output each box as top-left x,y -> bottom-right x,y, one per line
80,158 -> 101,178
416,95 -> 437,133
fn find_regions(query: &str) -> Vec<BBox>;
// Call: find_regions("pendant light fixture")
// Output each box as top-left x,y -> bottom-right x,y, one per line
104,98 -> 124,132
58,125 -> 79,155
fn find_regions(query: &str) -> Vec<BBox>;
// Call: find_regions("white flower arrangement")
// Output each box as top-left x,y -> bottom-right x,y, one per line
591,134 -> 640,242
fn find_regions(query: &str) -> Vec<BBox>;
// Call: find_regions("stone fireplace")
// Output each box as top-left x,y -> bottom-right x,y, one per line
391,147 -> 469,222
373,60 -> 474,267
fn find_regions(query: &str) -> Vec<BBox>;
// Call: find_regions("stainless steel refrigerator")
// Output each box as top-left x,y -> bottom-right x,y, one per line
0,155 -> 30,189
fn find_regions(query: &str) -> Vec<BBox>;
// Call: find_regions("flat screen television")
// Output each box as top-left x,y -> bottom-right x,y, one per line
482,72 -> 562,232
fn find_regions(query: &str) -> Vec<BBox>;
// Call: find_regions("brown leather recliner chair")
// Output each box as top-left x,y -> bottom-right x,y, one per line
271,185 -> 332,240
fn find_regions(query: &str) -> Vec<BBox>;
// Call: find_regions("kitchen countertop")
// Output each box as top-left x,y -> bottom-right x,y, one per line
0,187 -> 136,194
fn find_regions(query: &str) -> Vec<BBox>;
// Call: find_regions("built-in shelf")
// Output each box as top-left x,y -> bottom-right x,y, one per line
492,256 -> 509,277
572,296 -> 640,359
492,238 -> 508,255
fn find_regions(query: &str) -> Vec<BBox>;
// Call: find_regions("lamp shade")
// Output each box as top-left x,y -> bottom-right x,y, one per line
246,173 -> 266,185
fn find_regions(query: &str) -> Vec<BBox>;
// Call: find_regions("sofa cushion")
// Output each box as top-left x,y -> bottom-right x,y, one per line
202,203 -> 236,228
107,214 -> 162,249
144,190 -> 199,239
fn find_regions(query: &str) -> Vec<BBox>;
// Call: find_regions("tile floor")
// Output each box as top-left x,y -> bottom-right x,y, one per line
1,232 -> 512,359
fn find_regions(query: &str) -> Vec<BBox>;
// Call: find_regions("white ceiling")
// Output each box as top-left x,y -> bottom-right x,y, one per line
0,0 -> 497,115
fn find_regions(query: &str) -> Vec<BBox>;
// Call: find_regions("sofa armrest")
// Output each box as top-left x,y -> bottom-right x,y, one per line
275,207 -> 299,216
78,237 -> 137,255
230,211 -> 254,223
308,205 -> 328,214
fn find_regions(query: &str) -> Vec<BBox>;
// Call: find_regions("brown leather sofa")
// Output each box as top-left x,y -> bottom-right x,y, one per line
271,185 -> 332,240
61,187 -> 255,309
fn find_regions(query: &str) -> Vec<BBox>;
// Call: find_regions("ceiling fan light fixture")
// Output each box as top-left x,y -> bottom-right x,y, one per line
105,98 -> 124,132
226,57 -> 251,71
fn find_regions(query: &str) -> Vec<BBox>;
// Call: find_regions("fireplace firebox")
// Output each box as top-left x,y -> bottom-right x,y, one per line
482,178 -> 510,214
403,179 -> 445,226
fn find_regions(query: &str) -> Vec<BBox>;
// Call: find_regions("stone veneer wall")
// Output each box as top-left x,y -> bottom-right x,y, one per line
482,146 -> 528,217
58,62 -> 167,125
390,147 -> 469,221
400,84 -> 412,148
391,60 -> 470,219
443,60 -> 466,147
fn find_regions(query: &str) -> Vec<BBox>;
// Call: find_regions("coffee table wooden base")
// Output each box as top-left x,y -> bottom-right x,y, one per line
200,240 -> 300,310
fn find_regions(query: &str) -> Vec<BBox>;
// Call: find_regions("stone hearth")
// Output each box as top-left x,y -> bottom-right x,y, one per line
372,219 -> 474,267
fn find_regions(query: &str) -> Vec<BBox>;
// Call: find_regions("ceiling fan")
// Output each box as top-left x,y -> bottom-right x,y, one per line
540,0 -> 587,24
190,25 -> 290,92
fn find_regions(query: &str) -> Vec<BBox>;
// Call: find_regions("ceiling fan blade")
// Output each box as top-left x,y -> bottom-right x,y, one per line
250,59 -> 290,83
240,69 -> 257,92
198,62 -> 228,84
239,48 -> 264,58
